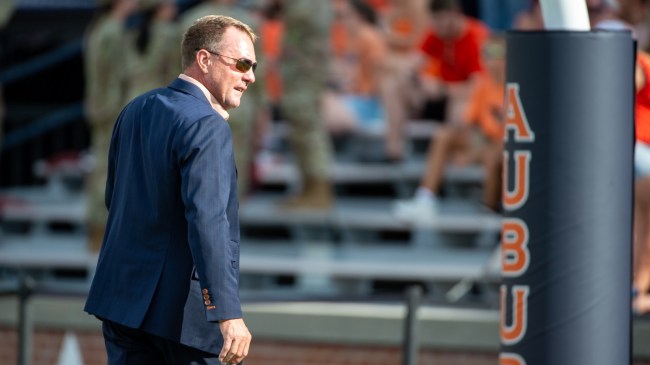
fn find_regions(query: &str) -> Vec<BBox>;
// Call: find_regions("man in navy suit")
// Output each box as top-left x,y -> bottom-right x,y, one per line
84,15 -> 255,365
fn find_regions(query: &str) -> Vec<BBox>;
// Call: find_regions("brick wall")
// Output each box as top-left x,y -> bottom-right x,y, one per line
1,327 -> 649,365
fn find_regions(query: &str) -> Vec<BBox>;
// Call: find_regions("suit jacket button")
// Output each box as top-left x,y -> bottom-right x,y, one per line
205,300 -> 211,305
202,289 -> 208,294
203,294 -> 210,300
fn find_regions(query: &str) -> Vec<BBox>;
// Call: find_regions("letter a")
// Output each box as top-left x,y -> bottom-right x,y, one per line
505,83 -> 534,142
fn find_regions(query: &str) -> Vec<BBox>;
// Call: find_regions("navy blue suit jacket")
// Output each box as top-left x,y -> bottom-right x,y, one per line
84,78 -> 241,355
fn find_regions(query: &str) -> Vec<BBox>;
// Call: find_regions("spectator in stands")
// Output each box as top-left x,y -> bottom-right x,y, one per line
512,0 -> 543,30
616,0 -> 650,51
83,0 -> 138,252
513,0 -> 625,31
415,0 -> 489,124
630,48 -> 650,314
393,35 -> 505,221
259,0 -> 284,120
380,0 -> 429,161
124,0 -> 178,100
478,0 -> 529,30
179,0 -> 269,199
324,0 -> 389,136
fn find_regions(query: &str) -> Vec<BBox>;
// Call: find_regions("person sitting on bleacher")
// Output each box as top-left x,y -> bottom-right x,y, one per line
413,0 -> 489,124
324,0 -> 390,136
392,35 -> 505,221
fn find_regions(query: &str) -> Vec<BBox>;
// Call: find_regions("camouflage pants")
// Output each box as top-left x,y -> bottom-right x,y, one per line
228,101 -> 256,197
86,127 -> 111,231
281,80 -> 332,181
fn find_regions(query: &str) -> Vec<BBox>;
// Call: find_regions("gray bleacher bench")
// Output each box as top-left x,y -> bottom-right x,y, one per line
256,159 -> 484,186
239,240 -> 501,302
239,195 -> 501,232
0,188 -> 86,235
269,120 -> 441,141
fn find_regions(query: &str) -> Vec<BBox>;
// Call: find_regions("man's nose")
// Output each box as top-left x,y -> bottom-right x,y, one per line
244,68 -> 255,84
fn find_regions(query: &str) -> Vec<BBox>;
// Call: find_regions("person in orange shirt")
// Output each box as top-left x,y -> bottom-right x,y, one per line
416,0 -> 489,124
379,0 -> 429,161
393,35 -> 505,221
259,0 -> 283,118
324,0 -> 391,136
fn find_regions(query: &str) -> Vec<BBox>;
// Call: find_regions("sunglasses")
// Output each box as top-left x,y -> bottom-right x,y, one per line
199,49 -> 257,73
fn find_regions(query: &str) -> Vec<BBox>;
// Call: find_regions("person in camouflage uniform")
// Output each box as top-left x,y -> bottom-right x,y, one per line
84,0 -> 138,251
178,0 -> 268,199
125,0 -> 179,100
279,0 -> 334,209
0,0 -> 14,151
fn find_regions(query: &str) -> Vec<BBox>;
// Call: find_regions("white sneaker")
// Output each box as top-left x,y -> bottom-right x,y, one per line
392,196 -> 439,222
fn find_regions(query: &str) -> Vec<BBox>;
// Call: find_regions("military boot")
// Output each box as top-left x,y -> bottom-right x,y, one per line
281,178 -> 334,209
88,224 -> 105,253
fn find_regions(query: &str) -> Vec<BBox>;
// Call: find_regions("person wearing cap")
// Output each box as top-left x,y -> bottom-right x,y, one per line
84,15 -> 255,364
83,0 -> 138,252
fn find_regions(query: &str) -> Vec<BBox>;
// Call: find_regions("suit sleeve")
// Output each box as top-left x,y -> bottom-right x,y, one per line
177,116 -> 242,322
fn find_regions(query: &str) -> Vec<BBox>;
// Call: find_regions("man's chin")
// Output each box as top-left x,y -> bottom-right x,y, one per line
227,98 -> 242,109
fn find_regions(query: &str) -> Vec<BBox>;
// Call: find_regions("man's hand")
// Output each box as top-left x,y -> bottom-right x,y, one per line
219,318 -> 252,365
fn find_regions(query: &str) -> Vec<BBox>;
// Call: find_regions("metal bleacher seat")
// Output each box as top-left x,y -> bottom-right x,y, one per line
256,158 -> 484,187
236,119 -> 503,302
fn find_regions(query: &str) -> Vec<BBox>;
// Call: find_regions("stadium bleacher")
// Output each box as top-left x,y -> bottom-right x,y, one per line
0,117 -> 503,305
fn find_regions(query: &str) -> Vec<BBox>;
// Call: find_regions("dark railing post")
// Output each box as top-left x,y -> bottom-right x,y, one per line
17,270 -> 34,365
402,285 -> 423,365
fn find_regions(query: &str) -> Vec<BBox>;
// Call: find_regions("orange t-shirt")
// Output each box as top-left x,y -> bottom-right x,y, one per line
419,18 -> 489,82
465,73 -> 504,143
636,51 -> 650,143
331,20 -> 347,58
260,19 -> 284,103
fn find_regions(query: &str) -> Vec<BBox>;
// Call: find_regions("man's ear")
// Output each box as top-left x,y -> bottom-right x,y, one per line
195,49 -> 211,74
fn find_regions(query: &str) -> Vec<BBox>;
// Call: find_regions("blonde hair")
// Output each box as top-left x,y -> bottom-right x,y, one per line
181,15 -> 257,70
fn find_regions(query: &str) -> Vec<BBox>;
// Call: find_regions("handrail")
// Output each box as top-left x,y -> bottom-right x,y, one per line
1,102 -> 84,150
0,38 -> 86,151
0,39 -> 82,85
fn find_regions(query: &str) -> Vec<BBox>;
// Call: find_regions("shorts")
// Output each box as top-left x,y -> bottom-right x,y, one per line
342,95 -> 385,131
635,141 -> 650,178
